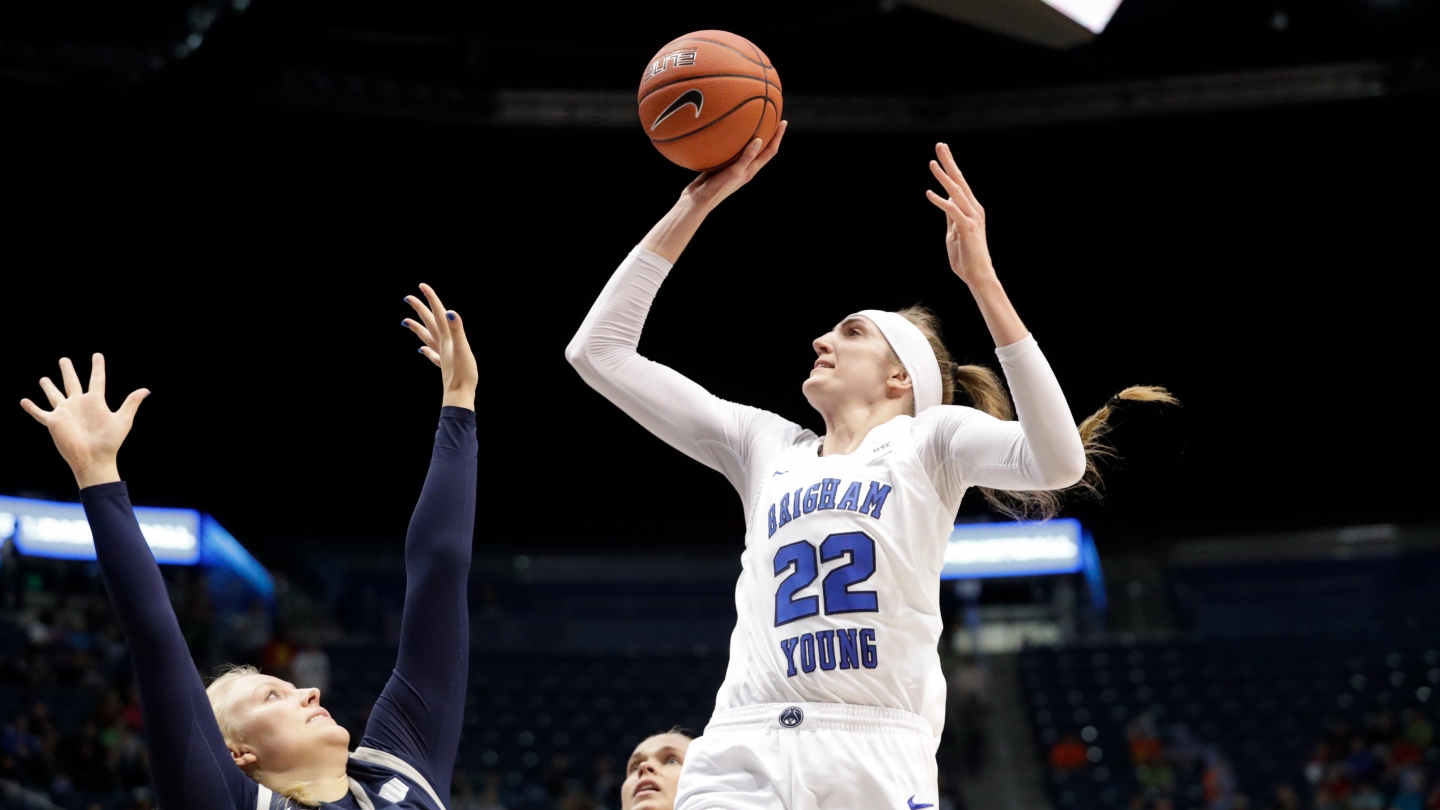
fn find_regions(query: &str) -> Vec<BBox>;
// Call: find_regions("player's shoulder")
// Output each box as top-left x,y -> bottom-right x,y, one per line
911,404 -> 992,438
915,404 -> 988,425
346,746 -> 447,808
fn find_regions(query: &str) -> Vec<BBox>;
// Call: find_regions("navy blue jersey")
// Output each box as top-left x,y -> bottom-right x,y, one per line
253,748 -> 448,809
81,408 -> 478,810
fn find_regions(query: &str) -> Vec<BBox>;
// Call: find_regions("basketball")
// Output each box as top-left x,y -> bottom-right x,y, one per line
637,30 -> 783,173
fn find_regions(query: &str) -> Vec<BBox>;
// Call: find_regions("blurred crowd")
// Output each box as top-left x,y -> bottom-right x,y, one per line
1301,711 -> 1440,810
0,558 -> 319,809
1048,711 -> 1247,810
449,752 -> 633,810
1045,708 -> 1440,810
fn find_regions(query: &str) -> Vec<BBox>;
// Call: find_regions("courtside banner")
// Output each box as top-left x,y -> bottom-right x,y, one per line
0,494 -> 201,565
941,518 -> 1084,579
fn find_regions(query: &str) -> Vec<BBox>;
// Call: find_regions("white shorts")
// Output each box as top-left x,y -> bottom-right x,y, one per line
674,702 -> 939,810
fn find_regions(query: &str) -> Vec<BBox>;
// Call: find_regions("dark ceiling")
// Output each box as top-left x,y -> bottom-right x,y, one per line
2,0 -> 1437,566
2,0 -> 1437,117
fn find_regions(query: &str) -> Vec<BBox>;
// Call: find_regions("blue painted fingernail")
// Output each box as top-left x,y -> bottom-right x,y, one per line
401,319 -> 408,328
417,347 -> 425,354
446,312 -> 456,321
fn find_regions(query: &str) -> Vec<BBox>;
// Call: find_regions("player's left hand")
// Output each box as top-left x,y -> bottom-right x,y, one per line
925,143 -> 998,288
403,284 -> 478,411
19,354 -> 149,489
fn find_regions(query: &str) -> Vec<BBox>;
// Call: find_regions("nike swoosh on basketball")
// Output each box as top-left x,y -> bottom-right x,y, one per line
650,89 -> 704,131
907,798 -> 934,810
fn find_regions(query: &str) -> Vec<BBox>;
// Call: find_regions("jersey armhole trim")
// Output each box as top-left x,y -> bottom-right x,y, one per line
351,746 -> 445,807
256,785 -> 274,810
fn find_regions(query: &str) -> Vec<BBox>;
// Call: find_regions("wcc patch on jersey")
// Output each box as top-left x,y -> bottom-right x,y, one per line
256,746 -> 443,809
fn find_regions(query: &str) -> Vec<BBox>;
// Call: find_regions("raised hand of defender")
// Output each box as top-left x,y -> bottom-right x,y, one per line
20,354 -> 149,489
403,283 -> 478,411
681,119 -> 788,211
925,142 -> 998,287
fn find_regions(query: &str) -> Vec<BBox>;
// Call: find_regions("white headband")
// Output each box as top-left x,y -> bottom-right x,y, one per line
850,309 -> 943,415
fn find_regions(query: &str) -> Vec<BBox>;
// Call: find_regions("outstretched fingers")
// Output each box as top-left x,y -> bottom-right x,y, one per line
88,353 -> 106,398
19,398 -> 50,425
925,188 -> 968,222
418,283 -> 449,337
929,160 -> 977,219
936,143 -> 981,211
39,376 -> 64,408
442,304 -> 465,338
59,357 -> 82,397
117,389 -> 150,421
403,317 -> 437,350
405,293 -> 440,341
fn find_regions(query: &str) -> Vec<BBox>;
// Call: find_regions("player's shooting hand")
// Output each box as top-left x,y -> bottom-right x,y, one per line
19,354 -> 149,489
925,143 -> 998,288
403,284 -> 478,411
681,120 -> 787,211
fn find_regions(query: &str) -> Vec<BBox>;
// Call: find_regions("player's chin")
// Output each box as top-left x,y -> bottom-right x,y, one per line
631,793 -> 670,810
801,376 -> 833,408
309,722 -> 350,745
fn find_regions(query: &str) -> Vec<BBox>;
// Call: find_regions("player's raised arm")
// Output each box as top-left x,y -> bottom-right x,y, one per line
358,284 -> 479,800
919,143 -> 1086,491
20,356 -> 257,808
564,120 -> 799,501
920,143 -> 1174,503
637,119 -> 786,263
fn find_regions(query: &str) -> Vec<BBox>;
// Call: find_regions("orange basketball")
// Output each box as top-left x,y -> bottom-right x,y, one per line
637,30 -> 782,173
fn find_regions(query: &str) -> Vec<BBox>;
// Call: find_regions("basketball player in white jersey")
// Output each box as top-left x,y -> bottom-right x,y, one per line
567,122 -> 1167,809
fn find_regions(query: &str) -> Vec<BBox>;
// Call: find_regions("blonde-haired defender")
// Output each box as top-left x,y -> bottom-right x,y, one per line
19,283 -> 478,809
567,123 -> 1171,810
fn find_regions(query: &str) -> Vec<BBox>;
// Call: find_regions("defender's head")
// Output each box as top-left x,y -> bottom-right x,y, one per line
206,665 -> 350,782
622,730 -> 692,810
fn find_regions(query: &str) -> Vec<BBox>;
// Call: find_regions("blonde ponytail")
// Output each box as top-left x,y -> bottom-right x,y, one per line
895,305 -> 1178,521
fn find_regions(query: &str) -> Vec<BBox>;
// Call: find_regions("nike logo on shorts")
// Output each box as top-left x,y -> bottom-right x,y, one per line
908,798 -> 934,810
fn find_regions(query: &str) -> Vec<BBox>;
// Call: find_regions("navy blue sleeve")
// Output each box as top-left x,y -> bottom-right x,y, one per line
81,482 -> 257,810
359,406 -> 478,800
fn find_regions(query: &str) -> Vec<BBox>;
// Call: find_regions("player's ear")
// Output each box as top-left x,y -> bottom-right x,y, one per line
230,744 -> 258,771
886,367 -> 914,398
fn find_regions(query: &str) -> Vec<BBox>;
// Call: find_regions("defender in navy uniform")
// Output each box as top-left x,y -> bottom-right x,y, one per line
19,283 -> 478,808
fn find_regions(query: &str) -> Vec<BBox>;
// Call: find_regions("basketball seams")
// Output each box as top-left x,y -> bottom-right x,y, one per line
638,30 -> 781,171
638,73 -> 772,105
650,96 -> 778,145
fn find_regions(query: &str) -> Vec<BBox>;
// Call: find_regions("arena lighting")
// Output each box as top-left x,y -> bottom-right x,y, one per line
943,518 -> 1087,577
942,518 -> 1107,611
1039,0 -> 1124,33
0,494 -> 272,601
899,0 -> 1123,48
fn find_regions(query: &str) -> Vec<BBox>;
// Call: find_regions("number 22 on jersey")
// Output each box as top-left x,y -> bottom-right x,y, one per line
772,532 -> 880,677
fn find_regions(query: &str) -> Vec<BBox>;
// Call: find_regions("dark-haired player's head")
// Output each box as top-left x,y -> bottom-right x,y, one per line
621,730 -> 692,810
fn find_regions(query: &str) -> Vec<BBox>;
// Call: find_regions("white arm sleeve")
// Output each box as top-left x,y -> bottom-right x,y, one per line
917,334 -> 1087,503
565,247 -> 804,508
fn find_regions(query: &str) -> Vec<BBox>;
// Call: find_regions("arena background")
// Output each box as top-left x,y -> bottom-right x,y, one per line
1,0 -> 1438,808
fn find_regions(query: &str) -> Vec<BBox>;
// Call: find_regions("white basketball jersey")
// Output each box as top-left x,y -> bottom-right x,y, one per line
713,414 -> 954,740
